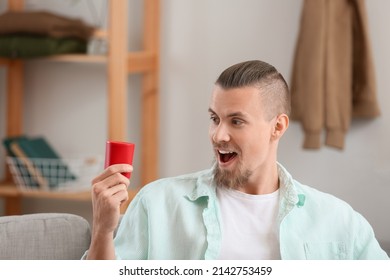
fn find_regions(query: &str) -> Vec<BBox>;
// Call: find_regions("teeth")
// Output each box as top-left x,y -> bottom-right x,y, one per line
218,150 -> 234,154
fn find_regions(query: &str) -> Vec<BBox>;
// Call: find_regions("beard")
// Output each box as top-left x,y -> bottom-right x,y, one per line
212,158 -> 252,190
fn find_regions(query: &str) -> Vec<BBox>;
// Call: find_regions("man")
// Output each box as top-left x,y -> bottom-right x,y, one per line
86,60 -> 388,260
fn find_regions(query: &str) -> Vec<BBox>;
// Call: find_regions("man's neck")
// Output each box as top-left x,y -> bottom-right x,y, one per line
236,162 -> 279,195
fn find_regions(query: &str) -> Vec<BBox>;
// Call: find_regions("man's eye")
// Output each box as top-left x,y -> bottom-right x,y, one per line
210,116 -> 219,124
232,119 -> 243,126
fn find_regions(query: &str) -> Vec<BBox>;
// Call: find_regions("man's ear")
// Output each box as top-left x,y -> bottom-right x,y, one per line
272,114 -> 289,140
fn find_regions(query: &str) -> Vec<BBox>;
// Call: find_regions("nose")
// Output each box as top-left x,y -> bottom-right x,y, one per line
211,123 -> 230,143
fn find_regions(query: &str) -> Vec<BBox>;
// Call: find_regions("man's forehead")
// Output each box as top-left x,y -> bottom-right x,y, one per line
208,86 -> 267,120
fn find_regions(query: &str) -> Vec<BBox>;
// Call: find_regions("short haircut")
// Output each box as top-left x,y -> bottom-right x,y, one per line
215,60 -> 291,120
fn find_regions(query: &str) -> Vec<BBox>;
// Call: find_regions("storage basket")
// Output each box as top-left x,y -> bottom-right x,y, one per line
6,155 -> 103,192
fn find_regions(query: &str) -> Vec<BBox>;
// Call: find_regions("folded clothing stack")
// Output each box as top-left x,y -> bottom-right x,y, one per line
0,11 -> 95,58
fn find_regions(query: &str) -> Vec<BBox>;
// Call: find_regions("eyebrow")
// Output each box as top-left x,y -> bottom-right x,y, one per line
208,108 -> 216,114
208,108 -> 248,118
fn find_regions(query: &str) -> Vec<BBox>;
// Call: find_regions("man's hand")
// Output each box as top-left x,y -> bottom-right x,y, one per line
87,164 -> 133,259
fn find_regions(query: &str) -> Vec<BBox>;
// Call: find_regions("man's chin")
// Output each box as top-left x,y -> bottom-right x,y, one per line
212,162 -> 251,189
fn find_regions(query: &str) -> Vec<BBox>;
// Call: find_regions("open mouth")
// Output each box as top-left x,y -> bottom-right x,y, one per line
218,150 -> 238,164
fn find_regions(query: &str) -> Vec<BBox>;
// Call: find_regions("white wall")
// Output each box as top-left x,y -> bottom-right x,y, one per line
0,0 -> 389,250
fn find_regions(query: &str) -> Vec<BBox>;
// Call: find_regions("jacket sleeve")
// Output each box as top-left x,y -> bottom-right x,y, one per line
290,0 -> 326,149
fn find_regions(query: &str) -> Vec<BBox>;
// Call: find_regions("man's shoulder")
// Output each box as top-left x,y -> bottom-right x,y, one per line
137,169 -> 213,197
293,179 -> 355,213
278,162 -> 354,212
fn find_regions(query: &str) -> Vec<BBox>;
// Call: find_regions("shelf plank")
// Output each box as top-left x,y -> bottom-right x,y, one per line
2,51 -> 159,68
0,182 -> 139,213
39,54 -> 107,63
0,55 -> 106,64
0,182 -> 90,201
0,58 -> 9,66
0,183 -> 20,197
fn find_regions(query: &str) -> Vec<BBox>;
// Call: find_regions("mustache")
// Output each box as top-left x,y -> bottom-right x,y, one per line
212,142 -> 241,153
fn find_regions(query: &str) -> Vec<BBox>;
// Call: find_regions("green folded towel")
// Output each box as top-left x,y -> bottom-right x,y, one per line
0,34 -> 87,58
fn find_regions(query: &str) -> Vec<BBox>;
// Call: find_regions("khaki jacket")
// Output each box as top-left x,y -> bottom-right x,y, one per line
290,0 -> 380,149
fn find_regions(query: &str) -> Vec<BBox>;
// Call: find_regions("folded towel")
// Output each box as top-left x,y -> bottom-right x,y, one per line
0,10 -> 94,41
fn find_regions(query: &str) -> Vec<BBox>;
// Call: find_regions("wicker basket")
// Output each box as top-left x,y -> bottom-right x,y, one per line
6,155 -> 103,192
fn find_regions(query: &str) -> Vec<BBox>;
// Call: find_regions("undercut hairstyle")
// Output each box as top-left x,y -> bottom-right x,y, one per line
215,60 -> 291,120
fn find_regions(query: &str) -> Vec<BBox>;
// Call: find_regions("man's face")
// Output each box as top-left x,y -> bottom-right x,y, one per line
208,85 -> 276,189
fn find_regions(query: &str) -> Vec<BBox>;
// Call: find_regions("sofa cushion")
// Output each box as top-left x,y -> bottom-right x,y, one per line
0,213 -> 91,260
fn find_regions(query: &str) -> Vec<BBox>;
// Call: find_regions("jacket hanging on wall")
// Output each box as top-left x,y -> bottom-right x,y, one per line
290,0 -> 380,149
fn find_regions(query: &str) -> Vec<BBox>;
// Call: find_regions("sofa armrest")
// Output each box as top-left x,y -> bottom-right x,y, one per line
0,213 -> 91,260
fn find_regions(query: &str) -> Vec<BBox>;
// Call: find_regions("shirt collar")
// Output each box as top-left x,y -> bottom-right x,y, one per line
186,168 -> 216,202
277,162 -> 305,221
185,162 -> 304,208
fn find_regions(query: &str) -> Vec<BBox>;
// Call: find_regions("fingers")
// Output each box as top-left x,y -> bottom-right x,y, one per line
91,164 -> 132,208
91,182 -> 128,235
92,171 -> 130,202
92,164 -> 133,185
93,183 -> 129,206
90,164 -> 132,235
95,171 -> 130,190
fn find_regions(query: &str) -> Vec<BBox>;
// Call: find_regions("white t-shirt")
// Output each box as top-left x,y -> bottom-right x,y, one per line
216,187 -> 281,259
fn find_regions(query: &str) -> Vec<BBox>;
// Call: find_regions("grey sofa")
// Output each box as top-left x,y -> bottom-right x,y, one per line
1,213 -> 389,259
0,213 -> 91,260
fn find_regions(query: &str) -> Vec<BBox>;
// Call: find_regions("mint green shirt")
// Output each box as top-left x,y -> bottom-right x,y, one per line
114,163 -> 389,260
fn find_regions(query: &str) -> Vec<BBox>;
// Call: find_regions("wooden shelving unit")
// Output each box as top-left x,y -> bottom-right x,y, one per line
0,0 -> 160,215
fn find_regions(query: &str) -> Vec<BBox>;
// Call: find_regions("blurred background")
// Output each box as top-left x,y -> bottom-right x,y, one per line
0,0 -> 389,251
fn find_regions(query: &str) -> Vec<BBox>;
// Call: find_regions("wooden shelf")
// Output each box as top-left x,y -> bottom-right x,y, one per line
0,181 -> 140,215
0,51 -> 157,69
0,0 -> 160,215
0,58 -> 8,66
39,54 -> 107,63
0,181 -> 89,216
0,182 -> 90,200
